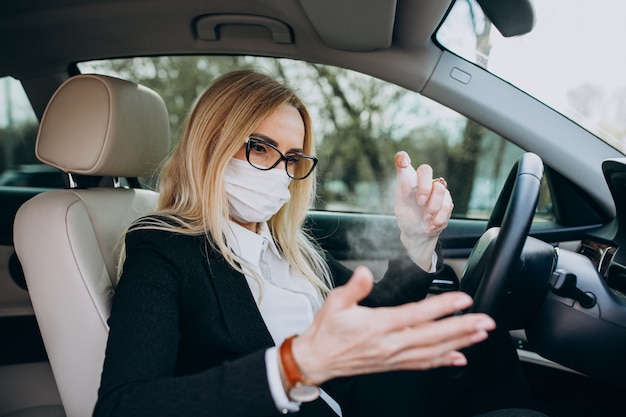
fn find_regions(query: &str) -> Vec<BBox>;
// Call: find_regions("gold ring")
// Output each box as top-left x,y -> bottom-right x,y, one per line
432,177 -> 448,188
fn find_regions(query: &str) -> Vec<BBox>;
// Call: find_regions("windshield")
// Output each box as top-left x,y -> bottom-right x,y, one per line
437,0 -> 626,153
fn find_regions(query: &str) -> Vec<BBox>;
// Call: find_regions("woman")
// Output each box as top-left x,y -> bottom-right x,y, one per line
94,70 -> 500,417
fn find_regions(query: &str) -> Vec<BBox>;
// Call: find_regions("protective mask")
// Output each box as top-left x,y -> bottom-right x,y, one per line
224,158 -> 292,223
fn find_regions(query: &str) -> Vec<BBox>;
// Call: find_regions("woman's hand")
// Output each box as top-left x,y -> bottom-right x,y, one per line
291,267 -> 495,385
394,151 -> 453,270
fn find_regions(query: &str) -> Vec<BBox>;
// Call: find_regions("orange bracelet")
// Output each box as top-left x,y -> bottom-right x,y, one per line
280,335 -> 306,387
279,335 -> 320,402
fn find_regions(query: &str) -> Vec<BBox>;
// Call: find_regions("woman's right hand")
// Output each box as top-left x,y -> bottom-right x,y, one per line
291,266 -> 495,385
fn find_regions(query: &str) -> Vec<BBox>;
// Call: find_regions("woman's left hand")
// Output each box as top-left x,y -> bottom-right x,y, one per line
394,151 -> 453,271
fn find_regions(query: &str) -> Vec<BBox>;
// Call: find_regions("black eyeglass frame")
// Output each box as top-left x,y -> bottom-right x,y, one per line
245,137 -> 318,180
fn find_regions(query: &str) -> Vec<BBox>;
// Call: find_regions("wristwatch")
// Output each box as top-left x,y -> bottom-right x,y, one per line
279,335 -> 320,402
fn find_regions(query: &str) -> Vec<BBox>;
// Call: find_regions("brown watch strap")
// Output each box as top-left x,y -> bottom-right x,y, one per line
279,335 -> 310,387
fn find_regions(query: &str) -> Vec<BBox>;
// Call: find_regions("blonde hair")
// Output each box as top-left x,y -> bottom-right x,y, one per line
146,69 -> 333,296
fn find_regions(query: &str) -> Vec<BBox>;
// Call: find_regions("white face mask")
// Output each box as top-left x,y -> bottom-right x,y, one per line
224,158 -> 292,223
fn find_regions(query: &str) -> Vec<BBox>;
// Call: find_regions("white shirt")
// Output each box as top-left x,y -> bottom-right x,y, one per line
225,221 -> 341,415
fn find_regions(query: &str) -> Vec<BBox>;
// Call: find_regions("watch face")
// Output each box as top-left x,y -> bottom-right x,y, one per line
289,383 -> 320,402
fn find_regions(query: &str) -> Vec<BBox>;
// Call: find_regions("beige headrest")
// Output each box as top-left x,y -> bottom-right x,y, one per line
36,74 -> 170,178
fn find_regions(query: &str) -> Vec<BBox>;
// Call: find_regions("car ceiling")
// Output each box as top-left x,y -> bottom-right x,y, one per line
0,0 -> 450,92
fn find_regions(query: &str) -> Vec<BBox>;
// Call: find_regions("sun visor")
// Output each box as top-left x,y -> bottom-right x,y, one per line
298,0 -> 397,51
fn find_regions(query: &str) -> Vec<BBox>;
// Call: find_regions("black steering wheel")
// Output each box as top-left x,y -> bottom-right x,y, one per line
460,152 -> 544,322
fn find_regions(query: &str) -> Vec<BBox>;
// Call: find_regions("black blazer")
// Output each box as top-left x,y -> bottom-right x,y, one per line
94,223 -> 440,417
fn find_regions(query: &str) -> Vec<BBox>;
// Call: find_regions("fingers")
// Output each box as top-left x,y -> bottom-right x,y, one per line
423,184 -> 453,231
394,151 -> 417,193
367,296 -> 495,371
386,313 -> 495,369
394,151 -> 411,169
416,164 -> 450,210
394,151 -> 450,214
403,311 -> 495,350
414,164 -> 452,232
298,289 -> 496,382
372,291 -> 474,330
415,164 -> 434,206
365,292 -> 495,366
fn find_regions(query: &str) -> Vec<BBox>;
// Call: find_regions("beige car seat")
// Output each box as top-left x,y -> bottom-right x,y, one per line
13,74 -> 170,417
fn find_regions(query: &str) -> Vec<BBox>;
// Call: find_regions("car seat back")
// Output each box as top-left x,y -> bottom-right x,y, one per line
13,74 -> 169,417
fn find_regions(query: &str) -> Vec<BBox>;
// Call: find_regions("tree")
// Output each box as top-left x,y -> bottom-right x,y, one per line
445,0 -> 495,215
82,56 -> 249,143
81,56 -> 486,214
0,122 -> 39,173
305,64 -> 449,212
312,66 -> 395,188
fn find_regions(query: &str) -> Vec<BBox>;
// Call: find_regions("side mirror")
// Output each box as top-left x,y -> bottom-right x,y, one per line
476,0 -> 535,37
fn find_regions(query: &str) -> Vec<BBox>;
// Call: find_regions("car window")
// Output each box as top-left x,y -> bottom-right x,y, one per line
0,76 -> 66,188
437,0 -> 626,153
78,57 -> 553,221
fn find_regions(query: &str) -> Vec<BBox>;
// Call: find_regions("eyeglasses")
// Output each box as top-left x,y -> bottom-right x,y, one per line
245,137 -> 318,180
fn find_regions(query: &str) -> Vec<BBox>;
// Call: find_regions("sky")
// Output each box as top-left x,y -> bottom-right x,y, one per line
488,0 -> 626,108
0,77 -> 36,129
437,0 -> 626,146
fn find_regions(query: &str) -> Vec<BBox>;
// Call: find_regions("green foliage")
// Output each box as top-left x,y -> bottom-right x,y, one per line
81,56 -> 250,143
2,57 -> 532,218
0,122 -> 39,173
76,56 -> 514,216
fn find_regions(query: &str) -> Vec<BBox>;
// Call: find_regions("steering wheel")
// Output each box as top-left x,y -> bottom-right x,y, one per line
460,152 -> 544,322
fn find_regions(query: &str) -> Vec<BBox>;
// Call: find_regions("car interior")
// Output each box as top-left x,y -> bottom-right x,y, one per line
13,74 -> 170,417
1,0 -> 626,416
